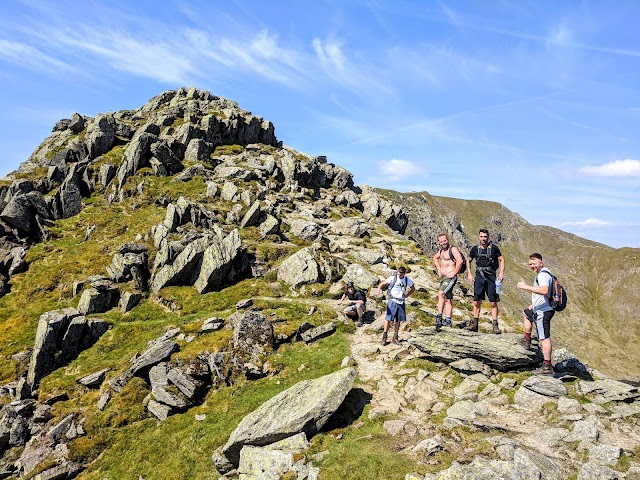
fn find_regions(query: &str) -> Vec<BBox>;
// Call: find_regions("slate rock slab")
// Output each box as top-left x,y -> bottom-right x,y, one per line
409,327 -> 542,371
221,367 -> 357,466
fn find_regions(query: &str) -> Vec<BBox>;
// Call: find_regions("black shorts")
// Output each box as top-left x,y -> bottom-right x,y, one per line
473,274 -> 499,302
524,308 -> 554,340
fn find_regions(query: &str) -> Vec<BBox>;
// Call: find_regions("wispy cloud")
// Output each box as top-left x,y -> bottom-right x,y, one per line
377,159 -> 426,182
560,217 -> 611,227
0,39 -> 76,74
580,159 -> 640,178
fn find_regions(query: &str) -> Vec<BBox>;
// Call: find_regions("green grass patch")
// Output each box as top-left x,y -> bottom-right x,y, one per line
213,144 -> 244,156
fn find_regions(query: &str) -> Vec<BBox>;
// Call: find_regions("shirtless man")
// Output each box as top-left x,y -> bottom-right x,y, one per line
432,233 -> 463,329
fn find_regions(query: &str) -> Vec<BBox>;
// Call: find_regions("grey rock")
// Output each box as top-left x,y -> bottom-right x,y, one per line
563,415 -> 601,443
98,163 -> 117,188
277,247 -> 322,288
98,390 -> 111,410
513,385 -> 558,410
26,308 -> 82,389
109,368 -> 133,393
221,367 -> 356,466
77,284 -> 120,314
215,166 -> 254,181
206,181 -> 218,198
221,182 -> 240,202
449,358 -> 492,377
184,139 -> 212,162
240,200 -> 261,228
353,248 -> 384,265
499,378 -> 518,389
151,236 -> 209,292
577,378 -> 640,404
150,140 -> 183,174
289,219 -> 322,241
130,340 -> 179,374
1,191 -> 51,235
120,291 -> 142,312
588,444 -> 621,466
408,328 -> 543,371
172,163 -> 213,182
167,367 -> 201,399
446,400 -> 489,422
236,299 -> 253,309
237,445 -> 296,480
341,263 -> 379,290
427,454 -> 542,480
300,322 -> 336,344
69,112 -> 85,133
328,217 -> 368,237
78,368 -> 110,388
259,214 -> 280,237
520,376 -> 567,397
577,463 -> 620,480
86,114 -> 116,158
194,229 -> 242,294
557,396 -> 582,414
148,399 -> 172,421
151,385 -> 189,408
233,311 -> 274,365
200,317 -> 224,333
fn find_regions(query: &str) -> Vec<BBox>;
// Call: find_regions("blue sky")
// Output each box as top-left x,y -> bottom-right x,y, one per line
1,1 -> 639,248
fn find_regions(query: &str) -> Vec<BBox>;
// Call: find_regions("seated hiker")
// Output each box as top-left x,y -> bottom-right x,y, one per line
340,281 -> 366,327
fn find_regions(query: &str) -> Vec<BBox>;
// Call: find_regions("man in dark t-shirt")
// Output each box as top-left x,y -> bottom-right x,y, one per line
465,229 -> 505,333
340,282 -> 366,327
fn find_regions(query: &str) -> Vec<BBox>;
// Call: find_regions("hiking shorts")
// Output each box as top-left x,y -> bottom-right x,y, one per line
385,300 -> 407,322
439,275 -> 457,300
473,274 -> 500,302
343,304 -> 361,315
524,308 -> 555,340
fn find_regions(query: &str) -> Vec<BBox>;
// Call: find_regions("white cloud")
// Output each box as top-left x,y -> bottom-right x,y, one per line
559,217 -> 611,227
580,159 -> 640,178
378,159 -> 426,182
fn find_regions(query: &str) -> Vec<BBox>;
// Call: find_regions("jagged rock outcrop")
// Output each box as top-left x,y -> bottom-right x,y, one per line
218,367 -> 357,467
26,308 -> 108,391
408,327 -> 542,371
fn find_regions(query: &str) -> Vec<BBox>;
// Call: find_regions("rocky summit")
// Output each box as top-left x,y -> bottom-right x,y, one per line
0,87 -> 639,479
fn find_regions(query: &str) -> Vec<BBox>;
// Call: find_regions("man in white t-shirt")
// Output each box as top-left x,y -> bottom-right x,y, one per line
376,266 -> 416,345
516,253 -> 555,375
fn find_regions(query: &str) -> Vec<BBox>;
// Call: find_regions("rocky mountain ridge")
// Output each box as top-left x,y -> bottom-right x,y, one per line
0,87 -> 638,479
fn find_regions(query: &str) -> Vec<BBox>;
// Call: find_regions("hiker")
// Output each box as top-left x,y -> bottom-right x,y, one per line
517,253 -> 555,375
466,228 -> 505,334
339,281 -> 366,327
376,266 -> 415,345
432,233 -> 463,329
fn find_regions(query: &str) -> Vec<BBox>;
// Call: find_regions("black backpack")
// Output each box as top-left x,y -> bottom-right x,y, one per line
445,246 -> 467,274
540,268 -> 568,312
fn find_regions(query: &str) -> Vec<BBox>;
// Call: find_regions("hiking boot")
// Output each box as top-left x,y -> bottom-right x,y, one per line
456,320 -> 467,329
392,334 -> 400,345
435,315 -> 443,330
533,363 -> 554,375
465,318 -> 478,332
519,336 -> 531,349
380,332 -> 388,346
356,318 -> 364,327
492,320 -> 502,334
443,318 -> 452,328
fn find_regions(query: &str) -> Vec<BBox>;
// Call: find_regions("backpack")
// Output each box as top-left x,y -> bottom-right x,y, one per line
475,243 -> 497,271
540,268 -> 568,312
444,246 -> 466,274
386,273 -> 406,296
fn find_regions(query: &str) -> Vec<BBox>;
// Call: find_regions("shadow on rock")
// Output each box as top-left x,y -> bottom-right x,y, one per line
322,387 -> 372,430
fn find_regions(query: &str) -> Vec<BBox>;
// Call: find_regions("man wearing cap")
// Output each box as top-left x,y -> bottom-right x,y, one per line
340,282 -> 366,327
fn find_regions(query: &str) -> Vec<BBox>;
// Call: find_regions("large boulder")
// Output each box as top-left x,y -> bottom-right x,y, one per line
341,264 -> 379,290
220,367 -> 357,466
85,114 -> 116,158
328,217 -> 368,238
26,309 -> 108,390
277,247 -> 322,288
151,236 -> 209,292
408,327 -> 542,371
193,229 -> 242,293
289,219 -> 322,241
